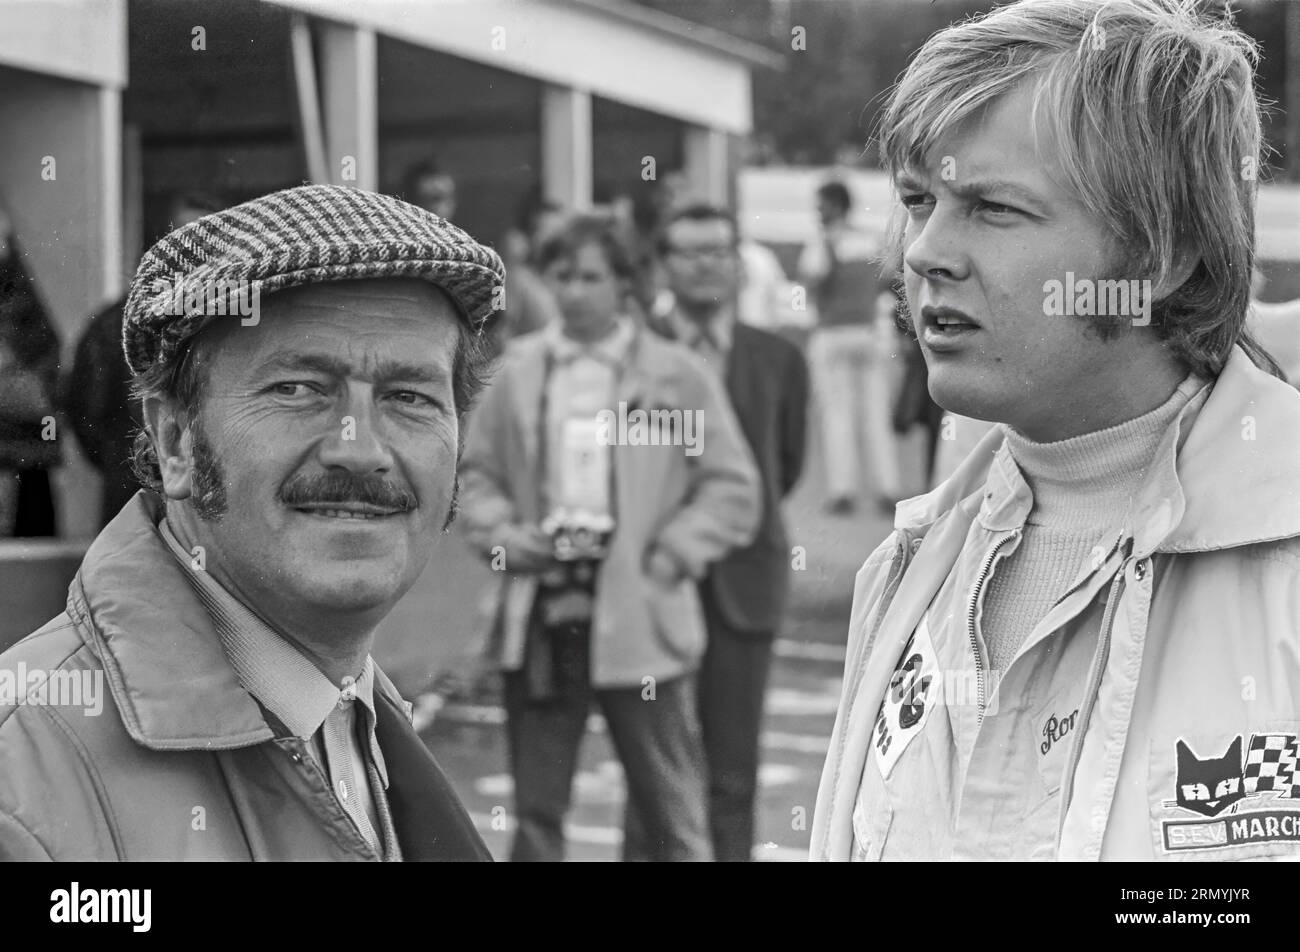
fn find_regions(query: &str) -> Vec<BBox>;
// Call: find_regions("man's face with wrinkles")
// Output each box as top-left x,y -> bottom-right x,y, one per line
163,278 -> 462,626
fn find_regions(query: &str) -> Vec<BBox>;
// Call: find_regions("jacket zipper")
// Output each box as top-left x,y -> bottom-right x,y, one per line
1056,552 -> 1132,848
1050,530 -> 1123,614
966,532 -> 1016,724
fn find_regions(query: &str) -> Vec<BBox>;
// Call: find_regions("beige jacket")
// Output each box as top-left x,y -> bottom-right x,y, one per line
459,324 -> 761,688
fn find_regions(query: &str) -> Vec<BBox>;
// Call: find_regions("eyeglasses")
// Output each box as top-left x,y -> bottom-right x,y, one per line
666,245 -> 736,263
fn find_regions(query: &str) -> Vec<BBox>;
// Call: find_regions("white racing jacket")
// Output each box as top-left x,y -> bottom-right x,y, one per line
811,347 -> 1300,861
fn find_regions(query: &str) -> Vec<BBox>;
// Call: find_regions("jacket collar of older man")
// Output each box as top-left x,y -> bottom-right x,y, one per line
48,490 -> 489,860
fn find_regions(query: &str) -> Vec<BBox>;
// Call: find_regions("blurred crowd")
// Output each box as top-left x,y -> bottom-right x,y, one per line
0,169 -> 922,537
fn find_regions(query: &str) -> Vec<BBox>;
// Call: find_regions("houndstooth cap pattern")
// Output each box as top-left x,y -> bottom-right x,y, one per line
122,184 -> 506,377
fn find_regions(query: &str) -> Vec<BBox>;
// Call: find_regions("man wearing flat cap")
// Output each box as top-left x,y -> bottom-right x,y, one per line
0,184 -> 499,861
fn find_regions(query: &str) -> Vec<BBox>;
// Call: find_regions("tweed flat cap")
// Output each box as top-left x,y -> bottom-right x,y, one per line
122,184 -> 505,377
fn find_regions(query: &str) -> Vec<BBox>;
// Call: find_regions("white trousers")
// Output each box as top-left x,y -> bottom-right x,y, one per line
807,324 -> 904,501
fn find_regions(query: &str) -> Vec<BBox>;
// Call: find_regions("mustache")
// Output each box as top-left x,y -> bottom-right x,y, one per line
278,472 -> 418,512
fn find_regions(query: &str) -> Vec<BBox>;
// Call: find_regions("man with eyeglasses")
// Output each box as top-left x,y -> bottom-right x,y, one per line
636,204 -> 809,860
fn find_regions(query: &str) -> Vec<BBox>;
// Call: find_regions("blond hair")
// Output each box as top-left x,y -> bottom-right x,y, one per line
878,0 -> 1279,377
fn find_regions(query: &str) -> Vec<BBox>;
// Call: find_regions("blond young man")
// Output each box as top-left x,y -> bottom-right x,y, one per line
813,0 -> 1300,862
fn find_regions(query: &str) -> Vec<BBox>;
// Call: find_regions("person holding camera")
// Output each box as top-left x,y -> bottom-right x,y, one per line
459,215 -> 761,862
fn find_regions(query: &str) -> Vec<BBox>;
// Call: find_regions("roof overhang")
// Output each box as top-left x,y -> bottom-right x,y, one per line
272,0 -> 763,133
0,0 -> 127,87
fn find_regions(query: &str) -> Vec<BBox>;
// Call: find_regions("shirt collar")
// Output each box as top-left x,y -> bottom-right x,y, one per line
157,519 -> 388,787
545,315 -> 634,366
668,303 -> 735,354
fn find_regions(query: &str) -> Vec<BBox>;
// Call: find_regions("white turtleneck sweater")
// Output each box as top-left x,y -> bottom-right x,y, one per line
980,374 -> 1203,673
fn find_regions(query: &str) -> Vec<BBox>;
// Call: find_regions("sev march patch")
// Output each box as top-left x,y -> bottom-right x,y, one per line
872,616 -> 940,780
1159,732 -> 1300,853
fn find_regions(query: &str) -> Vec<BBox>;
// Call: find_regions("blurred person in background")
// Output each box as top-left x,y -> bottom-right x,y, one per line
605,191 -> 656,323
403,157 -> 457,222
458,215 -> 761,862
64,190 -> 225,529
422,193 -> 567,713
641,170 -> 691,323
493,192 -> 564,349
813,0 -> 1300,862
639,203 -> 809,861
0,204 -> 61,537
737,234 -> 797,331
798,180 -> 903,516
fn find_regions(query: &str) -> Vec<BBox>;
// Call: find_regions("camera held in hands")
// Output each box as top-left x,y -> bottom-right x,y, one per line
540,507 -> 615,563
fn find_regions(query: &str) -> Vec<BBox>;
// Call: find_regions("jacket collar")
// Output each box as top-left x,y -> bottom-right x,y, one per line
1154,346 -> 1300,552
893,346 -> 1300,555
65,492 -> 410,751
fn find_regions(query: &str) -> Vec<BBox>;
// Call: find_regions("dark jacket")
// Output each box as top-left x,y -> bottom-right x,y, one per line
0,493 -> 490,861
650,315 -> 810,634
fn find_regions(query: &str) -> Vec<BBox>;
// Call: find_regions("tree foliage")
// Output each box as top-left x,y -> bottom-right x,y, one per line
633,0 -> 1293,176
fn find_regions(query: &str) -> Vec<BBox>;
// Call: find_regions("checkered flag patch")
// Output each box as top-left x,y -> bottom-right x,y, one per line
1243,733 -> 1299,796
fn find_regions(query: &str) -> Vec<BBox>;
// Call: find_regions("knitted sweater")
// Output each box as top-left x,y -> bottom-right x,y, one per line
979,375 -> 1202,672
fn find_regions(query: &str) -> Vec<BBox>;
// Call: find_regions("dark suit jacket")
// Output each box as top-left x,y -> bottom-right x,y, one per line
650,314 -> 809,634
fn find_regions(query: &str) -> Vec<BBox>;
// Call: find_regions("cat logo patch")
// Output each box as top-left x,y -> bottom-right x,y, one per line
872,617 -> 940,780
1174,737 -> 1248,817
1159,733 -> 1300,853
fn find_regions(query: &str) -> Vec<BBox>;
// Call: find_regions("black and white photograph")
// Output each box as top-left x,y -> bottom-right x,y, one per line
0,0 -> 1298,895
